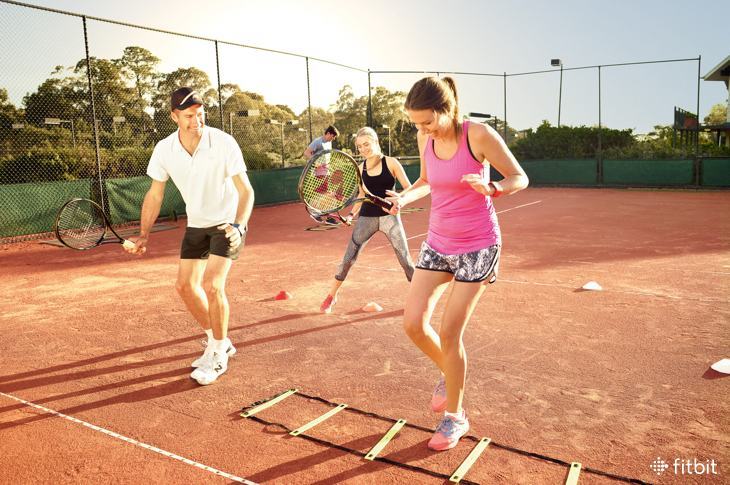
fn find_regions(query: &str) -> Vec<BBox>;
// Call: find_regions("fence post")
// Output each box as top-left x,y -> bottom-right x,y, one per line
597,65 -> 603,185
215,40 -> 224,131
503,72 -> 508,142
367,70 -> 373,127
82,15 -> 105,212
306,57 -> 313,143
694,55 -> 702,186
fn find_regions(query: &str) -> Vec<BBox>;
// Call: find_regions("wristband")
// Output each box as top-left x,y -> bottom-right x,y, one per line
231,223 -> 245,236
487,181 -> 503,198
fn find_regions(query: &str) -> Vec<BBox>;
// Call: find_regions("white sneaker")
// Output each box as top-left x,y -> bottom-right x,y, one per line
191,338 -> 237,368
191,351 -> 229,385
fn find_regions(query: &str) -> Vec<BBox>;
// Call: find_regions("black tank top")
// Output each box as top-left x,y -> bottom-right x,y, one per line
360,156 -> 395,217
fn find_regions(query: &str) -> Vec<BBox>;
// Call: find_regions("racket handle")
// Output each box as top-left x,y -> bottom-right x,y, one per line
122,240 -> 136,250
370,196 -> 393,209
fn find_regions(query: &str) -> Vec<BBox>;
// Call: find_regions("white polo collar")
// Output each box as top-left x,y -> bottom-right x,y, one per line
172,126 -> 212,153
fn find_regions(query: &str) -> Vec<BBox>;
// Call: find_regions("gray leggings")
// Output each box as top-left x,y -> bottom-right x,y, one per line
335,214 -> 415,282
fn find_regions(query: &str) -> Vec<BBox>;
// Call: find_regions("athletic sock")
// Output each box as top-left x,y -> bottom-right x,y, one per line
212,338 -> 228,353
445,409 -> 465,421
204,329 -> 214,344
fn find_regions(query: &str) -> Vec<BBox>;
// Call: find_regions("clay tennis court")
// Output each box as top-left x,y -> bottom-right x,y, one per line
0,187 -> 727,484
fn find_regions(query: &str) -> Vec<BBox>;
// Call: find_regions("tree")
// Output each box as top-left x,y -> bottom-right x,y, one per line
0,88 -> 21,127
704,102 -> 728,125
331,85 -> 414,156
332,85 -> 366,150
300,106 -> 336,140
508,121 -> 635,160
219,83 -> 242,106
116,46 -> 160,132
370,86 -> 412,155
22,71 -> 81,126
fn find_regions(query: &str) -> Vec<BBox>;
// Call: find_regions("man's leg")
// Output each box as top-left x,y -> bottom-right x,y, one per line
190,254 -> 233,386
202,254 -> 233,341
176,258 -> 209,330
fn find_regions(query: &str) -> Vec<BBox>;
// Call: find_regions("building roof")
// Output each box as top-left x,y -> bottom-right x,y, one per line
703,55 -> 730,85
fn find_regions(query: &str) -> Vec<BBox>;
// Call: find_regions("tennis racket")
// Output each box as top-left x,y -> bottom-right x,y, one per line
54,198 -> 135,251
298,149 -> 392,225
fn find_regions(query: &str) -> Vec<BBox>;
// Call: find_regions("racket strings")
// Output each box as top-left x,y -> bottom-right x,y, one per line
300,152 -> 360,213
56,200 -> 106,249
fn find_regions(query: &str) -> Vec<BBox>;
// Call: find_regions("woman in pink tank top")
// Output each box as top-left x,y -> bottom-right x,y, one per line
386,76 -> 529,451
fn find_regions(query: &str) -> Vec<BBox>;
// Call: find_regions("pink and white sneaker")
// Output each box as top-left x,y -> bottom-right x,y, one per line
320,295 -> 337,313
431,376 -> 447,413
427,413 -> 470,451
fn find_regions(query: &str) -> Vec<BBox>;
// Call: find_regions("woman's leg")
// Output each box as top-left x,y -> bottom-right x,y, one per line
380,214 -> 415,281
333,216 -> 379,283
439,281 -> 486,413
402,268 -> 453,371
322,216 -> 379,312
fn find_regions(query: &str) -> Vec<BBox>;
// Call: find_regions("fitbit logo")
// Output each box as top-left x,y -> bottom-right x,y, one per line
649,458 -> 669,475
650,457 -> 719,476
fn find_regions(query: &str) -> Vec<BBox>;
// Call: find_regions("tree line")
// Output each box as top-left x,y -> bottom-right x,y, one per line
1,45 -> 727,184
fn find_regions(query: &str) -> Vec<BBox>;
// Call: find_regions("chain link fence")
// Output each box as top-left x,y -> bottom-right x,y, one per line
0,0 -> 368,242
2,0 -> 728,243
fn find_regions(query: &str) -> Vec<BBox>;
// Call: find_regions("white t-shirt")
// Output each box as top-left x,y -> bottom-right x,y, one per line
147,126 -> 246,228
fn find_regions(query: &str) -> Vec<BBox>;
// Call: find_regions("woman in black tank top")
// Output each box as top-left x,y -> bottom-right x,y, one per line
319,127 -> 416,314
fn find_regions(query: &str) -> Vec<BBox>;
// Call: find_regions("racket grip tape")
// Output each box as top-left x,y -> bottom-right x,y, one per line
122,240 -> 136,250
370,196 -> 393,209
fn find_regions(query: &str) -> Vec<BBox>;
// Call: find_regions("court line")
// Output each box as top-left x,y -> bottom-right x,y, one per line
0,391 -> 257,485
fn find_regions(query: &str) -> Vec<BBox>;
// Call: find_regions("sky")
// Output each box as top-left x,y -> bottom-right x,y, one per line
1,0 -> 728,134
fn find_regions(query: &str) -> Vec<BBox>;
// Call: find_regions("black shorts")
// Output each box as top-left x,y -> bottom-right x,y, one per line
416,241 -> 500,283
180,226 -> 244,260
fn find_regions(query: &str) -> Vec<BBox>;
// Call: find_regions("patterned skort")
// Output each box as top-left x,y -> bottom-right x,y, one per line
416,241 -> 500,283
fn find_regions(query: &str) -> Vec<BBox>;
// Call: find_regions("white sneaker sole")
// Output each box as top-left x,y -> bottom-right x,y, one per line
191,368 -> 227,386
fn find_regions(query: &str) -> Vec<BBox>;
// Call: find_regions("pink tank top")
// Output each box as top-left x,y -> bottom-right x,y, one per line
424,120 -> 501,254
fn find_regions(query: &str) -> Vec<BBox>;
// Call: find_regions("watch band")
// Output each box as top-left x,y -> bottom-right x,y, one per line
231,223 -> 245,236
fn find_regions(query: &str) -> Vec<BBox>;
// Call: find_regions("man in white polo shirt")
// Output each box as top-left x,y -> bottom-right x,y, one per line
125,86 -> 255,386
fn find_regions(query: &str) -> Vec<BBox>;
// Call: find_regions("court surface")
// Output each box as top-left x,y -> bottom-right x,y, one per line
0,187 -> 728,484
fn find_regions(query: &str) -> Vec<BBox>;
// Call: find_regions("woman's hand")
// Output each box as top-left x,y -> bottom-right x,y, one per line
460,174 -> 490,195
385,190 -> 404,215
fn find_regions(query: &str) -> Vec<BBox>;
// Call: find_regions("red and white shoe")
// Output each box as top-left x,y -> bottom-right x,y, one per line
320,295 -> 337,313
